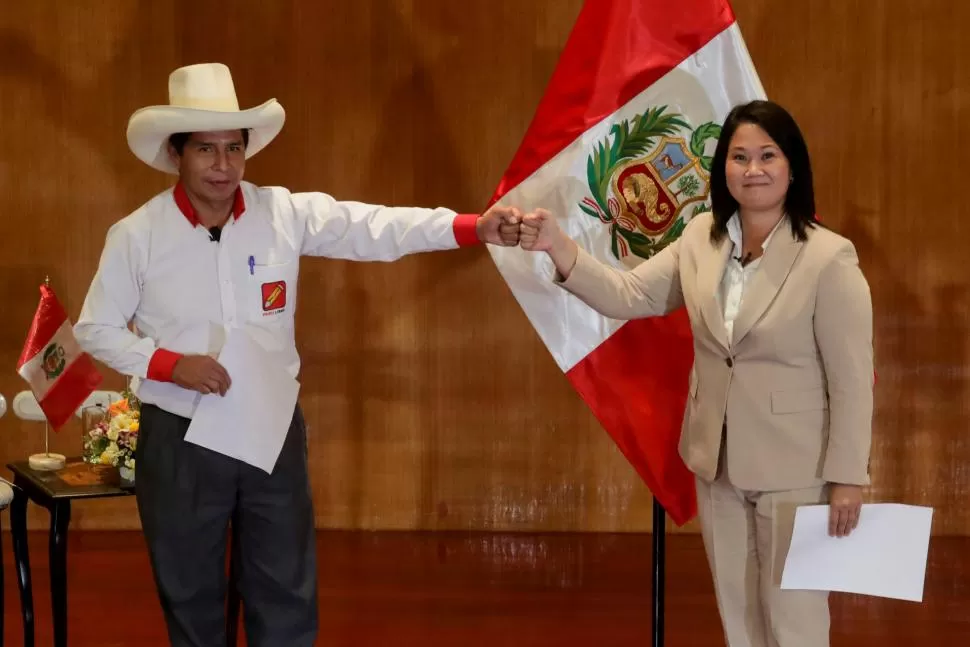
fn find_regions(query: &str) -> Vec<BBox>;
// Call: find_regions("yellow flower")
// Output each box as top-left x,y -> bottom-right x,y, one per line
130,421 -> 139,432
99,443 -> 121,466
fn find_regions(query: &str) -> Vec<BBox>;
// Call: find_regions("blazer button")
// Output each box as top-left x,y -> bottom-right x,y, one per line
726,357 -> 734,367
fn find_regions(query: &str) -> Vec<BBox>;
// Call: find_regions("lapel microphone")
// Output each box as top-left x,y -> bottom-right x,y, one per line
208,226 -> 221,242
734,251 -> 753,267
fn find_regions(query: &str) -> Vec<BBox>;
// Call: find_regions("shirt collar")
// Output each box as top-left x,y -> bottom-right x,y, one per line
726,212 -> 785,254
173,182 -> 246,227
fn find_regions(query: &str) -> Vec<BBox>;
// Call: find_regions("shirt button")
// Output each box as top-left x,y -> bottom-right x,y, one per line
726,358 -> 734,368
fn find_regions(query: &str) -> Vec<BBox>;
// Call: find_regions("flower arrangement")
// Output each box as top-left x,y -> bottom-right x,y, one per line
82,388 -> 140,484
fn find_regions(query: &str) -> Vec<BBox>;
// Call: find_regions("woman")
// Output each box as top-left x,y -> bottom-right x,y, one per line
519,100 -> 873,647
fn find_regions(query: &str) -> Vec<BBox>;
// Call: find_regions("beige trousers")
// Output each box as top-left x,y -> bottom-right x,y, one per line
695,443 -> 831,647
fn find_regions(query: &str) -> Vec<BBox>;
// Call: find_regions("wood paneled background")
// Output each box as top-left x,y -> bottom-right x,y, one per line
0,0 -> 966,534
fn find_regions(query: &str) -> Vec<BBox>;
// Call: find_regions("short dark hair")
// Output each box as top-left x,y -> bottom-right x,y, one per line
168,129 -> 250,156
709,100 -> 817,243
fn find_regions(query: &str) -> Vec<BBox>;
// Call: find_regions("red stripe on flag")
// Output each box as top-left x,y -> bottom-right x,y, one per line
18,284 -> 69,367
489,0 -> 735,206
566,310 -> 696,525
40,353 -> 103,431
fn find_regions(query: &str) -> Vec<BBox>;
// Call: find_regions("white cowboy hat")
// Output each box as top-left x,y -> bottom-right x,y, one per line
127,62 -> 285,174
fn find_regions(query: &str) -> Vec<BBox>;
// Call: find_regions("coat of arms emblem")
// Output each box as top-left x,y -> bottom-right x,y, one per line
580,106 -> 722,260
42,342 -> 66,380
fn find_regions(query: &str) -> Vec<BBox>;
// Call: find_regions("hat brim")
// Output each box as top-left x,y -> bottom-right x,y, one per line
126,99 -> 285,174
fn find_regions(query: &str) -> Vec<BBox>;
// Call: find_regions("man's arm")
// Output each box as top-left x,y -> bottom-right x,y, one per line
74,221 -> 174,380
281,189 -> 517,259
74,222 -> 231,394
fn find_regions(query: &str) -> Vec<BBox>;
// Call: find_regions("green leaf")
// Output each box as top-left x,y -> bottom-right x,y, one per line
587,153 -> 607,213
690,121 -> 722,173
610,226 -> 621,257
620,229 -> 652,246
89,436 -> 109,457
615,227 -> 655,259
615,107 -> 689,162
579,203 -> 602,221
659,217 -> 687,245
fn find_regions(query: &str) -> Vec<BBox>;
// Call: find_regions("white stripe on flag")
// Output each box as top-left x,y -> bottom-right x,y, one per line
489,24 -> 765,372
17,320 -> 84,399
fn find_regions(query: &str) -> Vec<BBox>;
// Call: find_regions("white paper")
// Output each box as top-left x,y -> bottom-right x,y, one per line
184,329 -> 299,473
780,503 -> 933,602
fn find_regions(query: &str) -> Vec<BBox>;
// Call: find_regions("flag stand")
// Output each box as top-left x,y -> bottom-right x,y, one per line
651,499 -> 666,647
27,421 -> 66,471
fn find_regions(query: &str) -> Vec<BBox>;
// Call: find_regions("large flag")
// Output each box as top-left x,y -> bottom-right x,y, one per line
17,283 -> 103,430
487,0 -> 765,525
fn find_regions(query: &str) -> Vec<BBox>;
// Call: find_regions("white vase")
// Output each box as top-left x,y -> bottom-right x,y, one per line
119,466 -> 136,487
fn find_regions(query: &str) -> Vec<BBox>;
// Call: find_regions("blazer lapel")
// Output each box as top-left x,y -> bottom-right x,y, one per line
730,224 -> 805,347
698,233 -> 733,352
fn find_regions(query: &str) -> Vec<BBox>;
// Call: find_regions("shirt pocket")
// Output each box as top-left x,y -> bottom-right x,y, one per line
248,258 -> 298,322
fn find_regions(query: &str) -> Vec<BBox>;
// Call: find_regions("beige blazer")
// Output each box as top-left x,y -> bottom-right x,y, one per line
559,212 -> 873,491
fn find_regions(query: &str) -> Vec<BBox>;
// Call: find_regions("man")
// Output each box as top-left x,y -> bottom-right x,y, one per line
75,62 -> 519,647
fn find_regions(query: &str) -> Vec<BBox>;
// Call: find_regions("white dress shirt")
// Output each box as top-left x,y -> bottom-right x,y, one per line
718,214 -> 784,344
75,181 -> 478,418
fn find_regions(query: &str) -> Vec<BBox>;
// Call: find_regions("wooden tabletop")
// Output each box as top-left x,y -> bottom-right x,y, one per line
7,457 -> 134,500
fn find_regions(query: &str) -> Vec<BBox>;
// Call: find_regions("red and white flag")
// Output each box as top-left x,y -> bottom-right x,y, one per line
487,0 -> 765,525
17,283 -> 103,430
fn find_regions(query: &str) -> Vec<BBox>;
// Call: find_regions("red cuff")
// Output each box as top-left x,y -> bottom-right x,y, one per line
147,348 -> 182,382
452,214 -> 481,247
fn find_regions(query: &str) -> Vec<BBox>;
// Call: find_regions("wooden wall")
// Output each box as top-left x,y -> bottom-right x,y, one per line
0,0 -> 967,534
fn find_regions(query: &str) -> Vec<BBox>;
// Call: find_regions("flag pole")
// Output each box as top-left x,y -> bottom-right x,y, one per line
652,499 -> 666,647
27,275 -> 67,472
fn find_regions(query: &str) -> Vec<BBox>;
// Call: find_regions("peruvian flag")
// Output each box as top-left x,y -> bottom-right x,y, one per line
487,0 -> 765,525
17,283 -> 103,430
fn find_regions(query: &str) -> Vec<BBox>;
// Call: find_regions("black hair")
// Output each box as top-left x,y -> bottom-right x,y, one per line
168,129 -> 250,156
709,100 -> 817,243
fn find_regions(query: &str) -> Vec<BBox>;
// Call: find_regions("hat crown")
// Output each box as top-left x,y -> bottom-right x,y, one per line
167,63 -> 240,111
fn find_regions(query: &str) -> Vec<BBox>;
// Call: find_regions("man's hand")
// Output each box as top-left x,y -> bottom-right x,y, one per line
828,483 -> 863,537
172,355 -> 232,396
477,205 -> 522,246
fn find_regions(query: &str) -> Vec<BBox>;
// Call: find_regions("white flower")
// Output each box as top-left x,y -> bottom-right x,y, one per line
107,428 -> 120,442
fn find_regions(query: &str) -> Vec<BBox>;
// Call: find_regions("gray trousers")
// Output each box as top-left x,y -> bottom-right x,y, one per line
136,403 -> 318,647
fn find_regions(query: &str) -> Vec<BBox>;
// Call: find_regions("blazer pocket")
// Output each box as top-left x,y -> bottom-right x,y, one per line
770,387 -> 828,414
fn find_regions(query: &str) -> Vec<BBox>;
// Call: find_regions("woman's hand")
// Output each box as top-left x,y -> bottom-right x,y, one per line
520,209 -> 579,279
828,483 -> 863,537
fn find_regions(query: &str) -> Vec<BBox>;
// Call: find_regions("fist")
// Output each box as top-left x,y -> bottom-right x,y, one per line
477,205 -> 522,246
172,355 -> 232,396
519,209 -> 561,252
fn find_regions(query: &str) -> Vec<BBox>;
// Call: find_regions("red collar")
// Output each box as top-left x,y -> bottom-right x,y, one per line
173,182 -> 246,227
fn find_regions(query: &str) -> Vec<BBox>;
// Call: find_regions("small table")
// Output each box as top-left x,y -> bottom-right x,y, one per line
7,457 -> 242,647
7,458 -> 133,647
